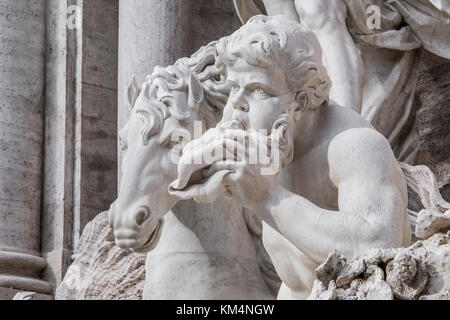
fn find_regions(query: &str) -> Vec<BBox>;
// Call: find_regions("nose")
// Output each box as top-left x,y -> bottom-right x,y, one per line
231,92 -> 249,112
133,206 -> 151,227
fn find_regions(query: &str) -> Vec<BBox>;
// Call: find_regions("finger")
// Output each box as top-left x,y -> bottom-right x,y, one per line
224,129 -> 248,144
194,170 -> 234,203
222,171 -> 242,187
201,138 -> 246,163
175,156 -> 210,190
168,170 -> 232,203
224,130 -> 263,156
175,138 -> 245,189
202,160 -> 240,178
222,138 -> 247,162
181,128 -> 219,155
175,137 -> 236,189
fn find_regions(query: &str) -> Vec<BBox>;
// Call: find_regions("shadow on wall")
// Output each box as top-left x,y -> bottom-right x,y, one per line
415,51 -> 450,202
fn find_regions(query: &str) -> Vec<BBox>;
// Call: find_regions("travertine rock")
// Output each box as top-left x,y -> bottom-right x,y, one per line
401,163 -> 450,239
415,51 -> 450,187
308,232 -> 450,300
55,212 -> 145,300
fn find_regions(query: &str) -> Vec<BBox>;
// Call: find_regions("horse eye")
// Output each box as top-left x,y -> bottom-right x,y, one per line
168,136 -> 183,149
162,99 -> 172,107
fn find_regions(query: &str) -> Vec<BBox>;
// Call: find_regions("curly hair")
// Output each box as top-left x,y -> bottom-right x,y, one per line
132,41 -> 230,145
216,15 -> 331,110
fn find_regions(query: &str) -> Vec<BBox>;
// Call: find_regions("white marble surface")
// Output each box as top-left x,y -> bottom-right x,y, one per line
110,42 -> 279,299
169,15 -> 411,299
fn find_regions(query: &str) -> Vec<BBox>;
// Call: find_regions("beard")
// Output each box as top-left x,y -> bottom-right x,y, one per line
217,111 -> 295,170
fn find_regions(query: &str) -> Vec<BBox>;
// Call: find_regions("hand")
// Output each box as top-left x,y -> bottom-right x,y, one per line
169,127 -> 283,210
201,129 -> 283,211
171,126 -> 245,190
168,126 -> 245,203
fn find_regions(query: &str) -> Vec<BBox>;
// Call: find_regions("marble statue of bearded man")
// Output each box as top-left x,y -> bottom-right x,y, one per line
234,0 -> 450,163
169,15 -> 412,299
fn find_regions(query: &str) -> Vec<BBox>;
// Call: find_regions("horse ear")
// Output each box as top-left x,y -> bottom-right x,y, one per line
127,74 -> 141,109
188,72 -> 204,109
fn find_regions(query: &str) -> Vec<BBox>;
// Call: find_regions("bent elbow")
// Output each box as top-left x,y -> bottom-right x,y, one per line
363,220 -> 404,252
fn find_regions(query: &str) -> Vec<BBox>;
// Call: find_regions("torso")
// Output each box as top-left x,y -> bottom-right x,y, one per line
263,103 -> 377,298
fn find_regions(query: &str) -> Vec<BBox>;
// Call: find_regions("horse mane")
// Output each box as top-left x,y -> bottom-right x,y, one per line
130,41 -> 228,143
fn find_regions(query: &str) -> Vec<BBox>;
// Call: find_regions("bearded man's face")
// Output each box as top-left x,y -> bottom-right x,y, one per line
222,57 -> 297,132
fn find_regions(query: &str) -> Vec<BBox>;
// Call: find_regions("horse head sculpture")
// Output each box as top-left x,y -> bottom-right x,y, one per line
109,42 -> 228,252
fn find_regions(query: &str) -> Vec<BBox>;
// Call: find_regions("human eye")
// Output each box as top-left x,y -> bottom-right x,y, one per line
230,84 -> 240,94
252,87 -> 270,98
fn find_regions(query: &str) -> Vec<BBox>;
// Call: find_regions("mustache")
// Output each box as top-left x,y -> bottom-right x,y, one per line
218,119 -> 248,131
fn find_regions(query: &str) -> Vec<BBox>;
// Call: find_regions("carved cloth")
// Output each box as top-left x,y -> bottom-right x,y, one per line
343,0 -> 450,163
234,0 -> 450,163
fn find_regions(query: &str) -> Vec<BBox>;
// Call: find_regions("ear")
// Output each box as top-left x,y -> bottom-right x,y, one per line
127,74 -> 141,109
188,72 -> 204,109
294,91 -> 310,121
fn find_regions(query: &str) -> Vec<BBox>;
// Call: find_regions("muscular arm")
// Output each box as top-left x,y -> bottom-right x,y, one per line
294,0 -> 364,112
262,0 -> 300,21
259,128 -> 408,263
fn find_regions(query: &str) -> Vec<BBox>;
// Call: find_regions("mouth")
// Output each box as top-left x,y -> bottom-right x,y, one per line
131,218 -> 164,253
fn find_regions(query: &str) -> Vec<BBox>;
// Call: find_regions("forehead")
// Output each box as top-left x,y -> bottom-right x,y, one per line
226,58 -> 288,91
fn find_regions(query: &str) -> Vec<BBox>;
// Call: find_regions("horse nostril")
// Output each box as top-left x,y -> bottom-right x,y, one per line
134,208 -> 150,227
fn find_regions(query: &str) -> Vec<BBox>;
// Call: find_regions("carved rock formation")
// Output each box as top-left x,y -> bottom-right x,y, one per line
308,231 -> 450,300
55,212 -> 146,300
401,163 -> 450,239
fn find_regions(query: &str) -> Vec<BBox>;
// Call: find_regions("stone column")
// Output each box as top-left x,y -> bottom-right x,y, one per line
118,0 -> 194,179
41,0 -> 119,289
0,0 -> 51,297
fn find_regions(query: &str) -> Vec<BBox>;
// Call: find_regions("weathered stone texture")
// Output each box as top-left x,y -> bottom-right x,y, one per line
190,0 -> 241,51
56,212 -> 146,300
308,231 -> 450,300
415,51 -> 450,191
0,0 -> 45,255
0,0 -> 52,295
77,0 -> 118,236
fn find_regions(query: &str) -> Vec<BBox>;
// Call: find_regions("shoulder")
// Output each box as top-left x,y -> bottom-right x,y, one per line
327,127 -> 397,184
328,127 -> 391,158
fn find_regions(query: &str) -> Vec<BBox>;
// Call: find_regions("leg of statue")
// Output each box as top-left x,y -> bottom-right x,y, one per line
294,0 -> 364,112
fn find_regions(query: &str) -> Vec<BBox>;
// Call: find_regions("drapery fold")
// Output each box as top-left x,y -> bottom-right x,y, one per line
344,0 -> 450,58
233,0 -> 449,163
344,0 -> 449,162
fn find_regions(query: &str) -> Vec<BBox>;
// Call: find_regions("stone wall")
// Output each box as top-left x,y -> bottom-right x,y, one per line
415,51 -> 450,199
76,0 -> 118,242
0,0 -> 51,298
